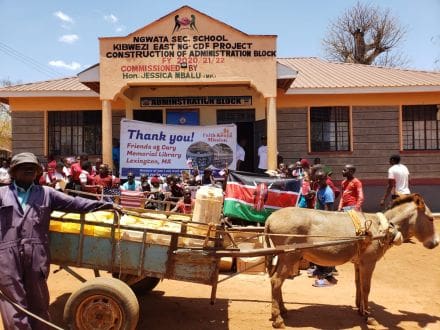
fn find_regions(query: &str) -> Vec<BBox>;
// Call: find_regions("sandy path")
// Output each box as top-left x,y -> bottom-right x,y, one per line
1,222 -> 439,329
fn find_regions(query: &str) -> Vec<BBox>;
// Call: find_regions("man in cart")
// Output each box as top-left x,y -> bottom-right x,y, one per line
0,152 -> 118,329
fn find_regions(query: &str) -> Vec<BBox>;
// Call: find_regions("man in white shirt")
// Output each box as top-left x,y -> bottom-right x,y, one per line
46,162 -> 67,191
380,154 -> 410,207
236,138 -> 246,171
257,136 -> 268,173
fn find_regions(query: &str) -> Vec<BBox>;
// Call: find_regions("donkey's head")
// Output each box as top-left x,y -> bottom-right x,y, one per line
387,194 -> 439,249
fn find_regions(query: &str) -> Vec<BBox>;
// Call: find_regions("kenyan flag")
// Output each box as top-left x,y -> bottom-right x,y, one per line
223,171 -> 301,223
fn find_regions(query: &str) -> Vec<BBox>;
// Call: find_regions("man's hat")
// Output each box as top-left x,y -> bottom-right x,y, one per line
150,176 -> 161,184
9,152 -> 41,173
300,159 -> 310,168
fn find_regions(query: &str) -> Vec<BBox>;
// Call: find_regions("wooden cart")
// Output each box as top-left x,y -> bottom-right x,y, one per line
50,209 -> 364,329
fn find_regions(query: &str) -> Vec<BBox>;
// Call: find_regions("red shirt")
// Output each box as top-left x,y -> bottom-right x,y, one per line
46,160 -> 57,181
175,199 -> 195,214
70,162 -> 82,183
93,174 -> 116,188
338,178 -> 364,210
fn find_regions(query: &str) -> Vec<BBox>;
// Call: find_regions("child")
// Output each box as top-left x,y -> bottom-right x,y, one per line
297,170 -> 315,208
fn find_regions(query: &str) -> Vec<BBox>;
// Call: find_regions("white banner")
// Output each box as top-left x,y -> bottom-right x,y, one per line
119,119 -> 236,177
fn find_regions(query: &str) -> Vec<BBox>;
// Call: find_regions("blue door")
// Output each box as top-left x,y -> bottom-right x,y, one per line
166,109 -> 199,125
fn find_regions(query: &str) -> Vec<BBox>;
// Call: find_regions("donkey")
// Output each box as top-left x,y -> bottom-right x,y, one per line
264,194 -> 438,328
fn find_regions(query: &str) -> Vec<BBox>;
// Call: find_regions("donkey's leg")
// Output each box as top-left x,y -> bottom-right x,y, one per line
354,263 -> 361,309
270,269 -> 286,328
278,254 -> 301,315
270,253 -> 300,328
358,261 -> 377,317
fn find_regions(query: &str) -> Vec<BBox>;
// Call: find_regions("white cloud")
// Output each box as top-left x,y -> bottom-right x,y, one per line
59,34 -> 79,44
54,11 -> 74,24
116,26 -> 125,33
104,14 -> 118,23
49,60 -> 81,71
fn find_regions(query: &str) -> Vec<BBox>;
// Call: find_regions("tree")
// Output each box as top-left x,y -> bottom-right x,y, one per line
432,34 -> 440,71
0,80 -> 12,153
322,2 -> 407,67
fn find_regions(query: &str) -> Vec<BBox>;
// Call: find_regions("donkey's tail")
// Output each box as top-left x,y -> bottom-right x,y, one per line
264,224 -> 276,277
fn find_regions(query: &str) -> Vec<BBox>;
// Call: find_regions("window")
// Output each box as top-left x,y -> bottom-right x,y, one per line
402,105 -> 440,150
48,111 -> 102,156
216,109 -> 255,124
310,106 -> 350,152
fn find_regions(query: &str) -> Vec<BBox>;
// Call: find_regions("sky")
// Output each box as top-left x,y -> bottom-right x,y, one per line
1,0 -> 439,84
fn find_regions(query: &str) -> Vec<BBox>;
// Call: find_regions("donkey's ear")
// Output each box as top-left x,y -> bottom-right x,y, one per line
414,194 -> 426,211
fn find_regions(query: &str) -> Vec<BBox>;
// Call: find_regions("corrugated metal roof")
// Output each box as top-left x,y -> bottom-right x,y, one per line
1,58 -> 440,96
0,77 -> 91,92
278,57 -> 440,90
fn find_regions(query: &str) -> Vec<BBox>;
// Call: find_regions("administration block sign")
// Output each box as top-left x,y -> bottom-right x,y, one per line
119,119 -> 236,177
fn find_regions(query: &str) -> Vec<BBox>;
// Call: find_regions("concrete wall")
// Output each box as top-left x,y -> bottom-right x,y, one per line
277,106 -> 440,212
11,111 -> 44,158
277,107 -> 308,163
362,185 -> 440,213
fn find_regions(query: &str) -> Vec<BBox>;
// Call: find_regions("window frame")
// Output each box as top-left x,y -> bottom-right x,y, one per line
308,106 -> 352,153
401,104 -> 440,151
48,110 -> 102,156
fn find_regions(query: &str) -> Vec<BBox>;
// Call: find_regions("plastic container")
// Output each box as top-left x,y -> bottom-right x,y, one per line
49,220 -> 63,232
50,211 -> 115,223
93,225 -> 120,238
50,211 -> 117,237
121,230 -> 143,242
192,186 -> 224,224
86,211 -> 114,222
61,222 -> 94,235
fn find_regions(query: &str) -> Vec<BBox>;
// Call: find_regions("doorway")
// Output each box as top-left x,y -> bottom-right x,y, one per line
217,109 -> 257,172
133,109 -> 163,123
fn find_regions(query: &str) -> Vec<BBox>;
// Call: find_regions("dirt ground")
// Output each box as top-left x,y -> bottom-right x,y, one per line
2,221 -> 440,330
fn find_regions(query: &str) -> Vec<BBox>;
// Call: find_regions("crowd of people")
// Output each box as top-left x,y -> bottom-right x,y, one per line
0,153 -> 230,214
0,152 -> 411,216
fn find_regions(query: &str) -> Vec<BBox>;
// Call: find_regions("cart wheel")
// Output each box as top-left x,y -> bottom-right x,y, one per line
130,276 -> 160,294
112,273 -> 161,294
63,277 -> 139,330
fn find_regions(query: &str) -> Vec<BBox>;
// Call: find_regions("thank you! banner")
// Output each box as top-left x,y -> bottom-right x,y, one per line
120,119 -> 236,177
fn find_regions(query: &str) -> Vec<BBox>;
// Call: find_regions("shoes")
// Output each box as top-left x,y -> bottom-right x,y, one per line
308,270 -> 319,278
312,278 -> 335,287
326,275 -> 338,284
332,268 -> 339,276
306,267 -> 317,278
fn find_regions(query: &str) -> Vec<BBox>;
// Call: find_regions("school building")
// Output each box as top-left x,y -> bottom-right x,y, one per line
1,6 -> 440,211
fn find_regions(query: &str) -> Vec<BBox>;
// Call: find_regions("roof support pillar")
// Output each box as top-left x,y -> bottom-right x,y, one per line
102,99 -> 113,168
125,99 -> 133,119
266,96 -> 278,171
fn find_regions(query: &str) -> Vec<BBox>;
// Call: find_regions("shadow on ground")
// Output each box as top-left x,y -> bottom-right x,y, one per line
136,291 -> 229,330
49,291 -> 229,330
278,301 -> 440,329
48,290 -> 440,329
49,293 -> 70,328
